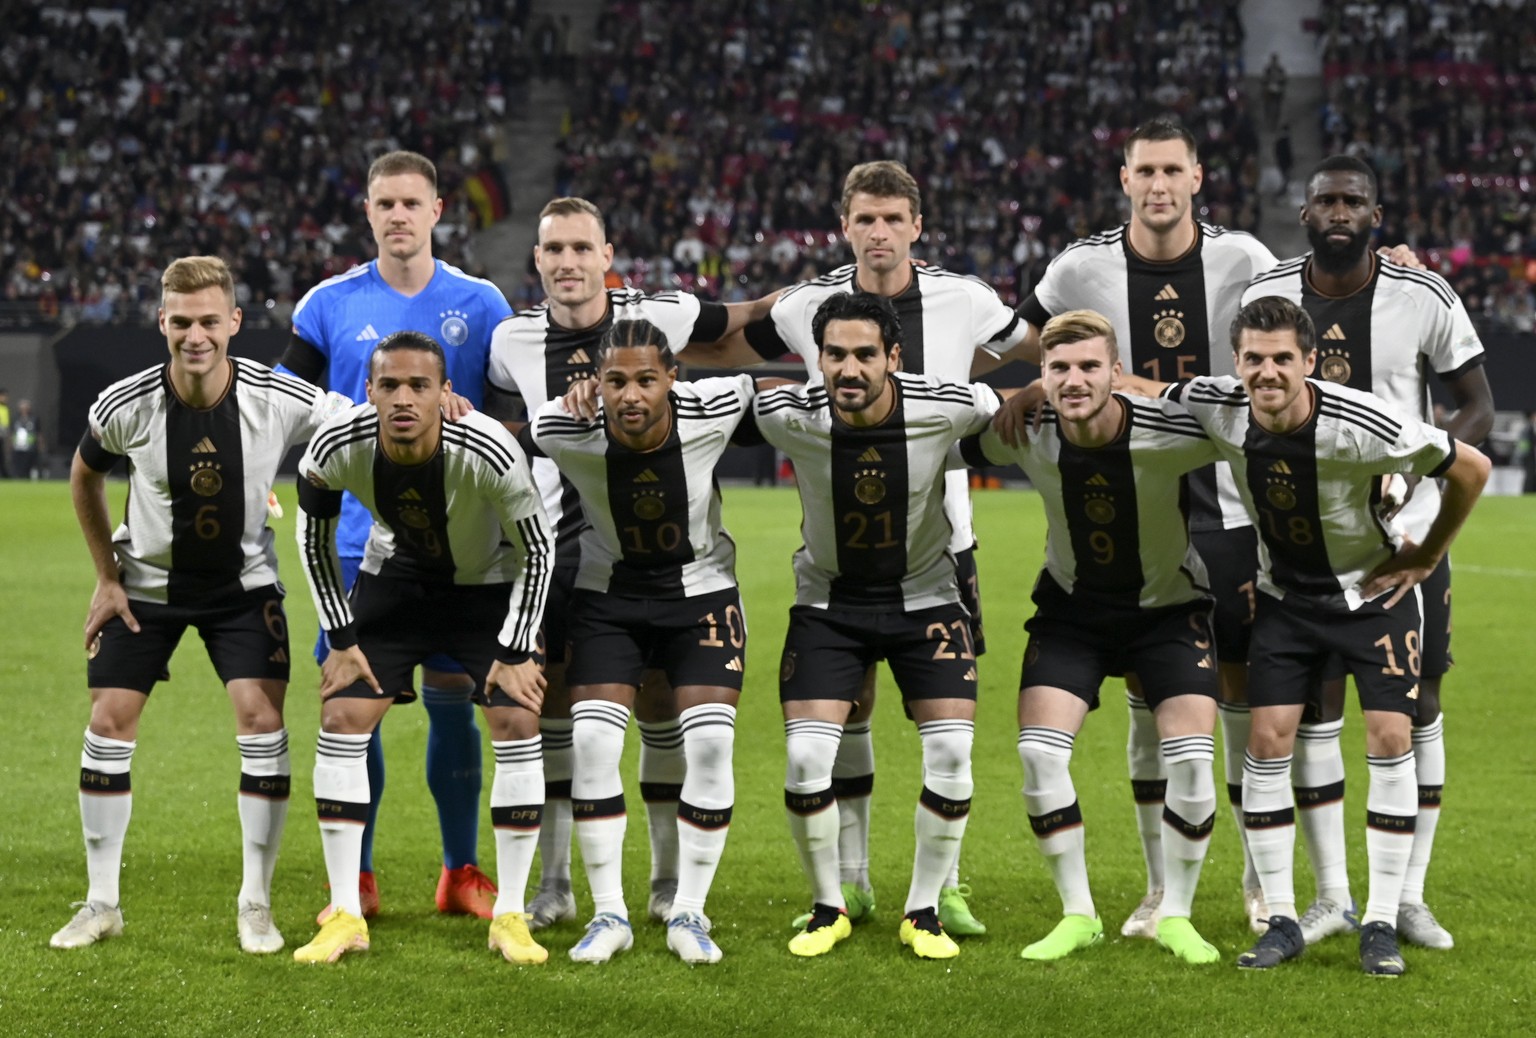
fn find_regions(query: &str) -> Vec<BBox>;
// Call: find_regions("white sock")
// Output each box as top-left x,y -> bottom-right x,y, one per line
535,718 -> 573,892
831,720 -> 874,890
235,729 -> 290,907
1126,692 -> 1166,895
784,718 -> 844,910
490,737 -> 543,917
1219,702 -> 1258,890
638,718 -> 685,885
1159,735 -> 1216,919
80,730 -> 135,907
313,731 -> 372,918
1019,726 -> 1093,918
1402,713 -> 1445,905
571,701 -> 630,918
1363,750 -> 1417,927
672,704 -> 736,918
1242,752 -> 1296,920
907,719 -> 973,915
1294,719 -> 1350,904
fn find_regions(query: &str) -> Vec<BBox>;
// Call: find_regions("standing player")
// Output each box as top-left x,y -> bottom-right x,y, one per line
291,332 -> 553,965
1241,156 -> 1493,949
279,150 -> 513,920
753,292 -> 998,960
525,319 -> 756,964
1127,297 -> 1490,975
963,311 -> 1224,965
53,256 -> 343,954
488,196 -> 774,931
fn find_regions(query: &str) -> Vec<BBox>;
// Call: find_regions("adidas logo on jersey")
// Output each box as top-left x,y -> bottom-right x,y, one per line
858,447 -> 883,463
633,469 -> 661,483
1154,284 -> 1180,301
1322,323 -> 1347,341
191,437 -> 217,454
269,648 -> 289,664
355,324 -> 380,342
1086,473 -> 1110,486
570,348 -> 592,365
1269,460 -> 1293,475
399,488 -> 423,501
725,657 -> 743,673
1197,654 -> 1214,670
962,666 -> 978,682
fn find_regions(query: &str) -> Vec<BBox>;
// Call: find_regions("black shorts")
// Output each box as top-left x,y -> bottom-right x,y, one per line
564,586 -> 746,691
536,563 -> 580,667
1419,554 -> 1453,678
1019,574 -> 1218,710
1192,526 -> 1258,664
332,573 -> 528,709
88,585 -> 290,694
1248,589 -> 1424,717
955,544 -> 986,657
779,603 -> 979,704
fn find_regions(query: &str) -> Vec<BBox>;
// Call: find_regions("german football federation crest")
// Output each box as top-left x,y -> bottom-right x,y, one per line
1153,308 -> 1186,349
1319,346 -> 1352,384
1265,459 -> 1298,510
1083,490 -> 1116,525
853,468 -> 886,505
190,460 -> 223,497
439,309 -> 469,347
633,489 -> 666,520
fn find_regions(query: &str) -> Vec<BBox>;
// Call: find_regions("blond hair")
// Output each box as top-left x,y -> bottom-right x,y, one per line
1040,309 -> 1118,363
161,256 -> 235,307
367,150 -> 438,193
840,160 -> 922,218
538,196 -> 607,240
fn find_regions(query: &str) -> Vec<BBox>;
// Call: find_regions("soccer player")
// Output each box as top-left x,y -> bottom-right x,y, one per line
279,150 -> 513,920
1125,296 -> 1490,976
291,331 -> 553,965
54,256 -> 344,954
962,310 -> 1224,965
1241,156 -> 1493,949
524,319 -> 757,964
752,292 -> 998,960
488,196 -> 775,931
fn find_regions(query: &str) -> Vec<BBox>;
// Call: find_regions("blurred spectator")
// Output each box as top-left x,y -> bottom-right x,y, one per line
1262,52 -> 1288,128
0,387 -> 10,477
10,398 -> 42,479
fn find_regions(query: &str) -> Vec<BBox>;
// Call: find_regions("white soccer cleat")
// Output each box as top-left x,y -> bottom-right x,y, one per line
238,901 -> 285,954
1397,902 -> 1454,950
666,912 -> 723,965
1245,886 -> 1270,935
647,878 -> 678,923
1298,897 -> 1359,945
50,901 -> 124,949
569,913 -> 633,964
1119,889 -> 1162,939
526,886 -> 578,932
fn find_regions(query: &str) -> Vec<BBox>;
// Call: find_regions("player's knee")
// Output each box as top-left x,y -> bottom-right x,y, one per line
422,669 -> 475,693
1017,737 -> 1071,793
784,733 -> 838,790
920,728 -> 973,782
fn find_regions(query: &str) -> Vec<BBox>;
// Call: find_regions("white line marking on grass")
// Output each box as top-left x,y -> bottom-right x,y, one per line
1455,565 -> 1536,579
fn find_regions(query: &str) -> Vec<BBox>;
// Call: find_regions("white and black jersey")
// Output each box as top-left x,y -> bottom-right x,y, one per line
487,288 -> 732,559
752,373 -> 999,612
1242,253 -> 1486,541
79,359 -> 341,606
1021,221 -> 1278,531
745,262 -> 1026,553
295,408 -> 553,658
527,375 -> 753,599
1166,376 -> 1456,611
962,394 -> 1220,609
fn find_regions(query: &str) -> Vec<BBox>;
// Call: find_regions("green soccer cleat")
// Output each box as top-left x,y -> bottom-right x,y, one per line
937,884 -> 986,936
1155,916 -> 1221,964
788,904 -> 852,958
900,908 -> 960,960
792,883 -> 873,929
1020,914 -> 1103,961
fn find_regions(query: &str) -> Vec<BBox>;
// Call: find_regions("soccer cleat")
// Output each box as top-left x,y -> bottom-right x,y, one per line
569,913 -> 633,964
1397,902 -> 1454,950
1298,896 -> 1360,945
666,912 -> 723,965
1119,889 -> 1162,939
938,884 -> 986,936
900,908 -> 960,960
1155,916 -> 1220,965
792,883 -> 873,929
526,885 -> 578,932
488,913 -> 548,965
436,864 -> 498,919
1236,915 -> 1305,970
315,870 -> 379,926
1359,920 -> 1406,976
788,904 -> 852,957
49,901 -> 124,949
237,901 -> 285,954
1020,914 -> 1103,961
1244,886 -> 1270,935
293,909 -> 369,964
647,878 -> 678,923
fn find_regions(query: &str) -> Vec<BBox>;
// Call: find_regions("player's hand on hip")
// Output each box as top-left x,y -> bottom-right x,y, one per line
442,391 -> 476,422
320,645 -> 384,699
1361,539 -> 1437,609
84,579 -> 139,649
486,658 -> 547,712
563,377 -> 600,421
993,380 -> 1045,447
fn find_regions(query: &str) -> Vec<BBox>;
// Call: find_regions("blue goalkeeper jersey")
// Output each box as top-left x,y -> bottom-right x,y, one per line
283,258 -> 512,557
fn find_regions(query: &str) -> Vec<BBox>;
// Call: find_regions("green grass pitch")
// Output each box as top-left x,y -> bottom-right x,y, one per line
1,481 -> 1532,1036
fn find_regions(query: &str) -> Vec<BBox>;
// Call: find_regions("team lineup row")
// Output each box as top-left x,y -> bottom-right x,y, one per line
51,120 -> 1493,977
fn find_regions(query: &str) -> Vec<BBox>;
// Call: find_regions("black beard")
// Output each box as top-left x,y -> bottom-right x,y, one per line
1306,223 -> 1372,276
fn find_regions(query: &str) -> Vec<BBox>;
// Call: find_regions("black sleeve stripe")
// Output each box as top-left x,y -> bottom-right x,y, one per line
986,312 -> 1022,344
1435,354 -> 1486,382
1017,293 -> 1052,330
278,333 -> 328,384
1245,258 -> 1306,290
508,514 -> 553,654
1428,439 -> 1457,479
444,422 -> 518,471
311,418 -> 379,466
236,367 -> 318,407
77,430 -> 125,472
446,434 -> 512,477
93,372 -> 165,426
534,415 -> 593,432
691,301 -> 730,343
515,425 -> 544,459
1379,264 -> 1457,309
958,433 -> 992,469
1317,390 -> 1405,437
95,366 -> 162,415
300,508 -> 350,631
1317,399 -> 1402,444
312,430 -> 378,469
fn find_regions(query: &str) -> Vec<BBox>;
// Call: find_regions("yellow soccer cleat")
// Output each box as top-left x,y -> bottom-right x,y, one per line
788,905 -> 852,958
293,909 -> 369,964
899,909 -> 960,960
489,912 -> 548,965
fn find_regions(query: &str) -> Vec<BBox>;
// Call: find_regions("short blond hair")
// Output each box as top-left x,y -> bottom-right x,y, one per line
1040,309 -> 1118,363
840,161 -> 922,219
161,256 -> 235,307
368,150 -> 437,193
538,196 -> 607,240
